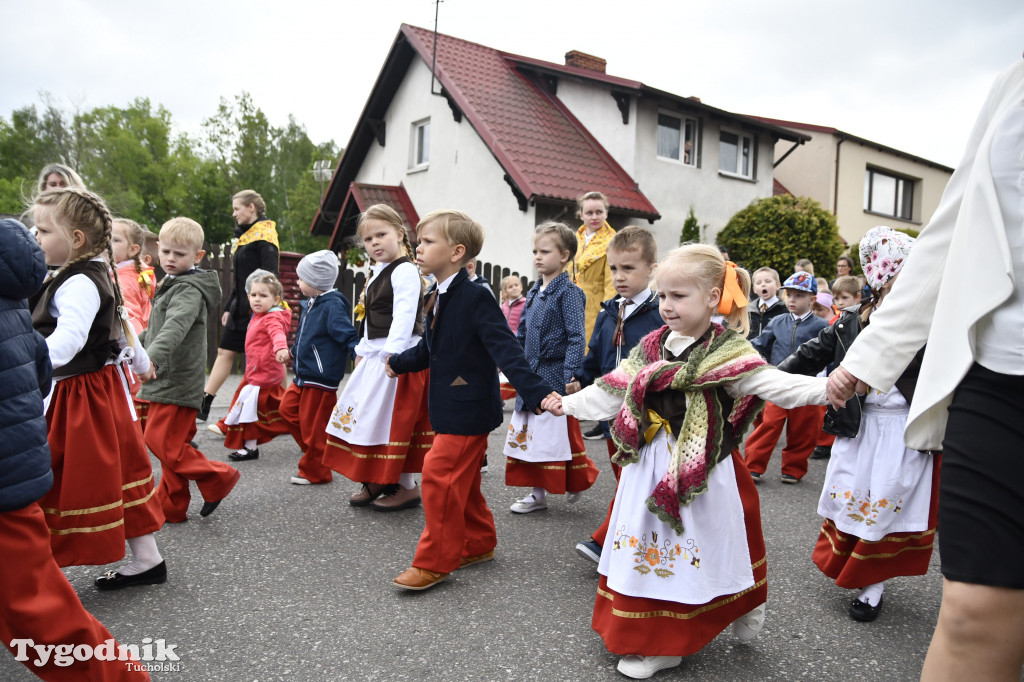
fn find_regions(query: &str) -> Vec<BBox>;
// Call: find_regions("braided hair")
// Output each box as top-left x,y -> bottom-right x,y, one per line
34,188 -> 137,346
112,217 -> 155,297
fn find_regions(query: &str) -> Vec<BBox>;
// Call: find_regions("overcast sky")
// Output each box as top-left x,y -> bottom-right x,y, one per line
3,0 -> 1021,169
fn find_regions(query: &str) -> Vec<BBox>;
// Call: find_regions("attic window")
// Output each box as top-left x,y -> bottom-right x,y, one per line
409,118 -> 430,171
657,112 -> 697,166
718,128 -> 754,179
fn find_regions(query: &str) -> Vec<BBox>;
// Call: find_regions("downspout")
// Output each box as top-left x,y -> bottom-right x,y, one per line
833,134 -> 846,215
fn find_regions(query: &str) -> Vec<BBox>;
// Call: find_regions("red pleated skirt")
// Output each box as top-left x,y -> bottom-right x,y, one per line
505,415 -> 599,494
591,451 -> 767,656
813,454 -> 941,588
322,369 -> 433,484
41,364 -> 165,567
216,379 -> 289,449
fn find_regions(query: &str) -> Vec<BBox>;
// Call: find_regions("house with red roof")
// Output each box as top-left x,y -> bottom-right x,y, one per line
311,24 -> 808,278
754,117 -> 953,247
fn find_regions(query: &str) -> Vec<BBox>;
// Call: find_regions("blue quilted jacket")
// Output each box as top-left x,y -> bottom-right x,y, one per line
0,219 -> 54,512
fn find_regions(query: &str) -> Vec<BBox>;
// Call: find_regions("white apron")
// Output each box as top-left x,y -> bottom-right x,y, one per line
325,351 -> 397,445
224,384 -> 261,425
599,430 -> 754,605
817,387 -> 934,542
502,410 -> 572,462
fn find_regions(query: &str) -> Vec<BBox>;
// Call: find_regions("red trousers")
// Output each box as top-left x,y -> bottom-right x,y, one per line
591,438 -> 622,545
278,383 -> 335,484
412,434 -> 496,574
0,504 -> 148,681
743,402 -> 823,480
145,403 -> 240,523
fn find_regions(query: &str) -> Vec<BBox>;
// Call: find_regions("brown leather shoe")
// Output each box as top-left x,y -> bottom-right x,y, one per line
349,483 -> 389,507
371,483 -> 421,512
458,549 -> 495,569
393,567 -> 448,591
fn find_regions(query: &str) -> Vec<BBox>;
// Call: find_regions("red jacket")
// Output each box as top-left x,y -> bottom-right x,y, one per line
245,307 -> 291,387
501,296 -> 525,333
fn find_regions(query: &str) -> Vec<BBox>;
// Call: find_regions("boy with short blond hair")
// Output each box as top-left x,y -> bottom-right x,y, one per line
138,218 -> 240,522
573,225 -> 662,563
386,209 -> 558,591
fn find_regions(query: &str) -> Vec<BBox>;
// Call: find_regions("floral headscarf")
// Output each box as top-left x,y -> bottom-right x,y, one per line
859,225 -> 915,291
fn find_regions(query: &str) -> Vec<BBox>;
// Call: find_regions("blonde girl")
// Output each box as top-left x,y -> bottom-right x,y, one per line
30,187 -> 166,589
573,191 -> 617,347
323,204 -> 432,511
504,221 -> 598,513
111,218 -> 156,334
214,271 -> 293,461
545,244 -> 829,679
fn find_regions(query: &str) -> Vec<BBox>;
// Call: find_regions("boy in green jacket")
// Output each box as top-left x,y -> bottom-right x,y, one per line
139,217 -> 240,524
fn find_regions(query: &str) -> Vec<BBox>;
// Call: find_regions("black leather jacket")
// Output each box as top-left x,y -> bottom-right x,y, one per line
778,305 -> 924,440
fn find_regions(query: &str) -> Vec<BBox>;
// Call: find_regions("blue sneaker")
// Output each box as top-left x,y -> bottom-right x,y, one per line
575,539 -> 602,563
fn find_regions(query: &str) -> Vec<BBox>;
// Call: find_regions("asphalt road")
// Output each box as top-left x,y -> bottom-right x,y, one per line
3,374 -> 942,681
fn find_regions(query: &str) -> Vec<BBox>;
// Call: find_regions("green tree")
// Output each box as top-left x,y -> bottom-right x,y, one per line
717,195 -> 845,279
679,206 -> 706,244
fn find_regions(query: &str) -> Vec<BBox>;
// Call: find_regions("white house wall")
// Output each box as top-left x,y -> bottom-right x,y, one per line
555,79 -> 638,176
356,57 -> 540,275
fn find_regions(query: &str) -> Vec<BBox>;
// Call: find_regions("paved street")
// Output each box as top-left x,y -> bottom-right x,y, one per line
3,374 -> 942,681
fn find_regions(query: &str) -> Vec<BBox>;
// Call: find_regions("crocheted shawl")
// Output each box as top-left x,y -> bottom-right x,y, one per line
573,222 -> 614,277
236,219 -> 279,249
597,324 -> 768,534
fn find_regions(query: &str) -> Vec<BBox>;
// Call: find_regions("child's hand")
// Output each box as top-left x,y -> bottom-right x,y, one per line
354,355 -> 362,368
565,380 -> 581,394
384,355 -> 397,379
275,348 -> 290,364
541,393 -> 564,416
138,365 -> 156,383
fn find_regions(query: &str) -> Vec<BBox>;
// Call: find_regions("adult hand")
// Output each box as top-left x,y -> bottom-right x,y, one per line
221,311 -> 230,327
275,348 -> 290,364
827,366 -> 867,409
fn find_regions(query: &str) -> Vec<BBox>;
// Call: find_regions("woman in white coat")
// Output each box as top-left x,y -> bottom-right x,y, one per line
829,57 -> 1024,681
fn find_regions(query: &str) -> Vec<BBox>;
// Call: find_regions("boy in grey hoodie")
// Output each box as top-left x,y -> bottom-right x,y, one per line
139,217 -> 240,524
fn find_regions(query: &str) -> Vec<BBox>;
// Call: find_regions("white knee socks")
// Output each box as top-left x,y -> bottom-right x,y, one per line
119,533 -> 163,576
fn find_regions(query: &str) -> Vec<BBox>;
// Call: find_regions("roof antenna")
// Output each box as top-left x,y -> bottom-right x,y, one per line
431,0 -> 444,96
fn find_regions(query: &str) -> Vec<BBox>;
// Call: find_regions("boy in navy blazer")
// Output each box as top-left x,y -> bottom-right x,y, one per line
386,209 -> 558,591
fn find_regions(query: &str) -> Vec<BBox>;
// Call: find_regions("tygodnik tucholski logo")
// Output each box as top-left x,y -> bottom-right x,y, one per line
9,637 -> 182,673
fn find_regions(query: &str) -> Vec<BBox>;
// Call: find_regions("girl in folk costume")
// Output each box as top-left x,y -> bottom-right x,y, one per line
111,217 -> 157,430
504,221 -> 599,513
214,271 -> 292,461
30,188 -> 167,589
779,227 -> 937,622
324,204 -> 432,511
111,218 -> 156,334
574,191 -> 618,348
545,244 -> 828,679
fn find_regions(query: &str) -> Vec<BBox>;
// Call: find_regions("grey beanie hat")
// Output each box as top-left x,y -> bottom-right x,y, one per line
296,250 -> 340,291
245,269 -> 275,294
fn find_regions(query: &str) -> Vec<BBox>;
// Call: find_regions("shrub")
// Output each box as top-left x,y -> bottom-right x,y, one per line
717,195 -> 846,280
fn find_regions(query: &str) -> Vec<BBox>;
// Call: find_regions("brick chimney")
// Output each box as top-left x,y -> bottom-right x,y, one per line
565,50 -> 606,73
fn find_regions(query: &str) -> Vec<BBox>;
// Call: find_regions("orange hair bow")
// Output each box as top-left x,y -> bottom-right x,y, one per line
717,261 -> 748,316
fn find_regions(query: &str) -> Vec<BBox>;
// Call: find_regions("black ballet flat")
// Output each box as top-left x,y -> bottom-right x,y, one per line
849,595 -> 883,622
95,560 -> 167,591
228,447 -> 259,462
200,500 -> 221,517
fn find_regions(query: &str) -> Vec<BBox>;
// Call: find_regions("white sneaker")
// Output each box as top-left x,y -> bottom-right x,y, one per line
510,494 -> 548,514
207,423 -> 224,435
732,604 -> 766,642
566,491 -> 583,504
616,655 -> 683,679
290,476 -> 312,486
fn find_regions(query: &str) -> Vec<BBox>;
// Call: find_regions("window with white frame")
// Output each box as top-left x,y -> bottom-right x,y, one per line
657,112 -> 698,166
718,129 -> 754,179
864,167 -> 914,221
409,118 -> 430,170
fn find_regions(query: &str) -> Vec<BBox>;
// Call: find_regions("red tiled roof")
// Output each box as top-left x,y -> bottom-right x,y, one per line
773,178 -> 793,196
400,25 -> 658,217
330,183 -> 420,248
